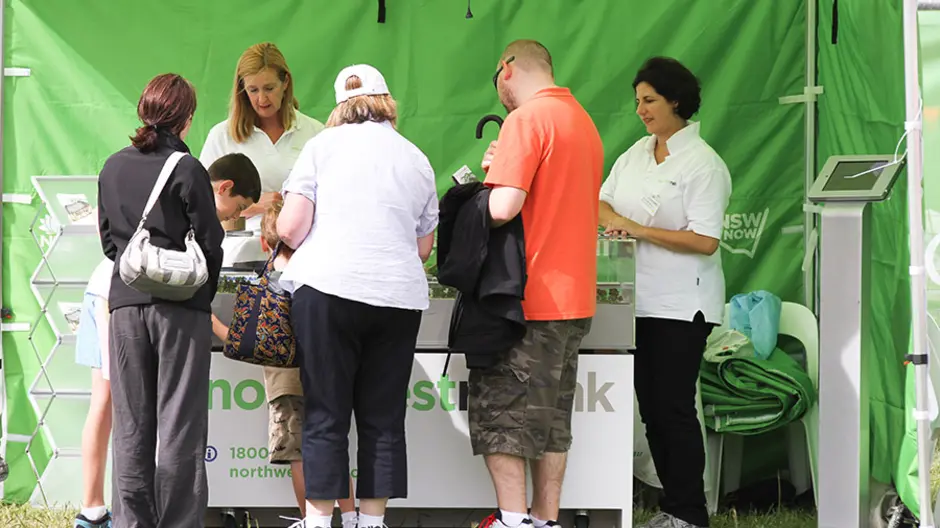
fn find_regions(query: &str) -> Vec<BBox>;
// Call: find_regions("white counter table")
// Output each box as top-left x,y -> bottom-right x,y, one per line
206,295 -> 635,528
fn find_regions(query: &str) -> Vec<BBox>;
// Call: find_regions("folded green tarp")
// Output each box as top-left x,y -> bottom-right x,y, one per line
699,346 -> 816,435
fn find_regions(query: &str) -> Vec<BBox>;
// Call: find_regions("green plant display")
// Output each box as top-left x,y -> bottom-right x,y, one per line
217,274 -> 628,304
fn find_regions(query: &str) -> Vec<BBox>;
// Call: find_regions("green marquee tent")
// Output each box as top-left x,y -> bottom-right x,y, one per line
0,0 -> 921,518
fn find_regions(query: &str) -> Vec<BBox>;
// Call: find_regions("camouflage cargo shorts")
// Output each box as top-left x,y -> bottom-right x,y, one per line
268,395 -> 304,464
468,317 -> 593,459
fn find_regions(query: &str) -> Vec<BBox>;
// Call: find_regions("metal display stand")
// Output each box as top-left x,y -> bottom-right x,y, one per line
809,155 -> 904,528
26,176 -> 108,506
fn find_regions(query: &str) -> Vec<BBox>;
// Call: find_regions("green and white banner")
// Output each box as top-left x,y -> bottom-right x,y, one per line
208,354 -> 632,514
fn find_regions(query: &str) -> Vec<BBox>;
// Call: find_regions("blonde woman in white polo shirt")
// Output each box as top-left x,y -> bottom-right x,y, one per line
277,64 -> 438,528
599,57 -> 731,528
201,42 -> 325,226
200,42 -> 343,522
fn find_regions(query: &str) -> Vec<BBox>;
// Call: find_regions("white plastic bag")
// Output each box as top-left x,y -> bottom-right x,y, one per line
633,390 -> 662,488
632,383 -> 713,493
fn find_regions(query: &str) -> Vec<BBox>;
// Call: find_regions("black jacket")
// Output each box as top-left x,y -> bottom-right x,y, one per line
97,131 -> 224,313
437,182 -> 526,369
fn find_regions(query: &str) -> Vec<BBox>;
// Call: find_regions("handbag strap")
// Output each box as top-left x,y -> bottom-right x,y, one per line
260,242 -> 285,278
137,151 -> 187,229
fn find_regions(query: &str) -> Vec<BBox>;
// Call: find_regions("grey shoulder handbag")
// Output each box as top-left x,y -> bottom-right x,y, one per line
119,151 -> 209,301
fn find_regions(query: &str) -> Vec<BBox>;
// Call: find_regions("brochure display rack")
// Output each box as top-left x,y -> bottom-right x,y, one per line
25,176 -> 110,506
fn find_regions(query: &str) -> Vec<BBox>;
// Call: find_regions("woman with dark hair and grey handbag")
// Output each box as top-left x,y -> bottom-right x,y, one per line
97,73 -> 225,528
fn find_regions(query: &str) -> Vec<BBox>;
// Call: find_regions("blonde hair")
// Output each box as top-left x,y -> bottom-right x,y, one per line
261,200 -> 294,258
229,42 -> 299,143
326,76 -> 398,128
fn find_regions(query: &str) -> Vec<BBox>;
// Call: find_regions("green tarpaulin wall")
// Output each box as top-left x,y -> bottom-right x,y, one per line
0,0 -> 915,510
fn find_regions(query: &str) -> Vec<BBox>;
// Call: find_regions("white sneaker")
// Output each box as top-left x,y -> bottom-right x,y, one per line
478,512 -> 533,528
281,517 -> 331,528
639,512 -> 671,528
342,516 -> 359,528
640,512 -> 705,528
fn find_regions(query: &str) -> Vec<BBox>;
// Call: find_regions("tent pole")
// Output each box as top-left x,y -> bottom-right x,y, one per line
903,0 -> 933,525
0,0 -> 7,501
805,0 -> 819,314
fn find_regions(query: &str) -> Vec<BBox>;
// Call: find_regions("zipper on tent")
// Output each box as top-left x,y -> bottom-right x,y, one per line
832,0 -> 839,44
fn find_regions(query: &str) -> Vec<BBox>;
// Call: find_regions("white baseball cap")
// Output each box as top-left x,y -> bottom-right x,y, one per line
334,64 -> 390,104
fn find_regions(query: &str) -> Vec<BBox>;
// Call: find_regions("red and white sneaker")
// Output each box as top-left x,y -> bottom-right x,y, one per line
478,511 -> 534,528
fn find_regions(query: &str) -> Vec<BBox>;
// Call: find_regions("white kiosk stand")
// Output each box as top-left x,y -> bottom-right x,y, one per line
809,155 -> 905,528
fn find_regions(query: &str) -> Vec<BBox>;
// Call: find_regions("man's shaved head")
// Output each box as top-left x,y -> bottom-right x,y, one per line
501,39 -> 553,77
494,39 -> 556,113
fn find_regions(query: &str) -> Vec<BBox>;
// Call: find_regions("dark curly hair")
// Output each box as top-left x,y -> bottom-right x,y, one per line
632,57 -> 701,120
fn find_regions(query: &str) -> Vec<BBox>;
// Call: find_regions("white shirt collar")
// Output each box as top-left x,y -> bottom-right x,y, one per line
666,121 -> 701,155
339,120 -> 395,131
645,121 -> 702,158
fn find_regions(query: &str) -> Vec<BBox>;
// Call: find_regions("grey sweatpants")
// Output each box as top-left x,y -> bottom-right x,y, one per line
109,304 -> 212,528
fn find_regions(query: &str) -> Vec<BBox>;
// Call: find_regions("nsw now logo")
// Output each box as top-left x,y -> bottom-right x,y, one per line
720,208 -> 770,259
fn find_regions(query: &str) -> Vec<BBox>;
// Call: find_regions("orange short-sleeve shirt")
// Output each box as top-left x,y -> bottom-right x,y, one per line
484,87 -> 604,321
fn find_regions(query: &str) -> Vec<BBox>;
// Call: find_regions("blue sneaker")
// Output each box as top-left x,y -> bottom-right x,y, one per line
74,511 -> 112,528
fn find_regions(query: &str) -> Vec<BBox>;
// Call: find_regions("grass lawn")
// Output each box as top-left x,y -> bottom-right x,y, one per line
0,503 -> 817,528
1,444 -> 937,527
634,509 -> 815,527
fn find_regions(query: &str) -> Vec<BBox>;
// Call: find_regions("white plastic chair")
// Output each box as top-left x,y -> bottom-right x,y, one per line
926,313 -> 940,433
925,313 -> 940,522
703,301 -> 819,509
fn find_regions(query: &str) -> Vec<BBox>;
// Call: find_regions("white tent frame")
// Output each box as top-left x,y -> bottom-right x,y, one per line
909,1 -> 933,526
0,0 -> 8,501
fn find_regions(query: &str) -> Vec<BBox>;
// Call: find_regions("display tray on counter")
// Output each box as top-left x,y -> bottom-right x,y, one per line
220,261 -> 266,274
211,274 -> 635,351
219,274 -> 633,304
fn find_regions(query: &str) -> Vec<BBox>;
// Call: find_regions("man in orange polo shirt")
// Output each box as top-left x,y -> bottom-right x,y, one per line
469,40 -> 604,528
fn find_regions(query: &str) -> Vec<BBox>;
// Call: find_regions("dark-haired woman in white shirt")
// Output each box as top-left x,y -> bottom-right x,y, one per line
599,57 -> 731,528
